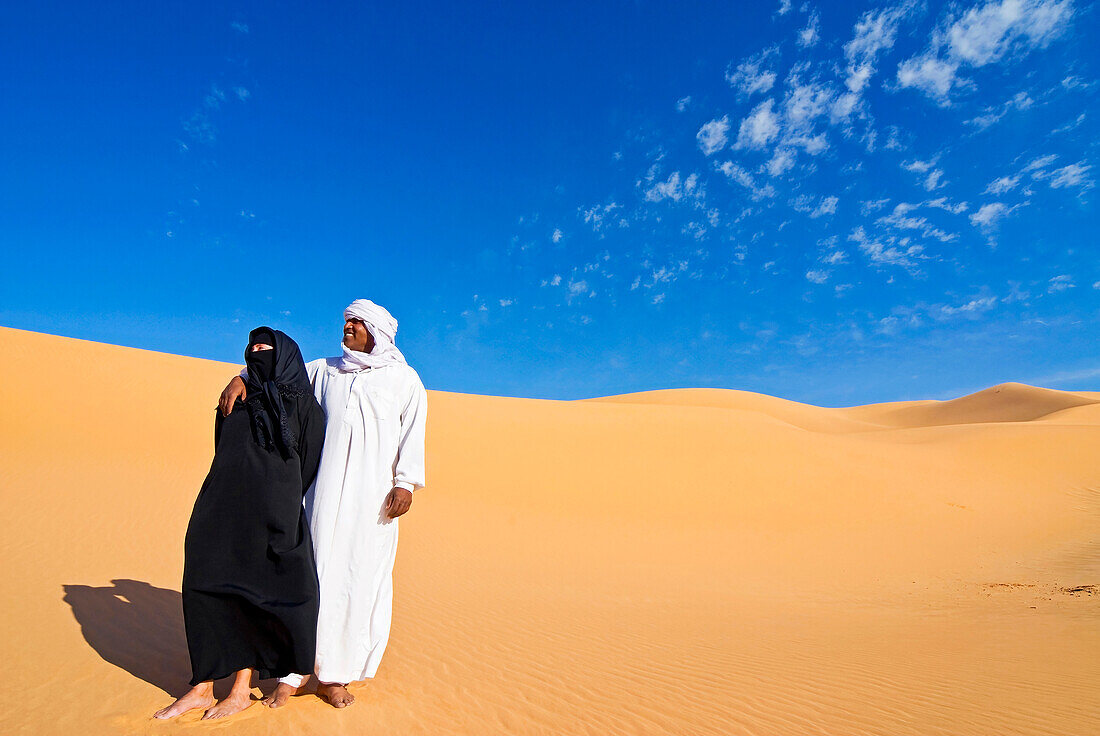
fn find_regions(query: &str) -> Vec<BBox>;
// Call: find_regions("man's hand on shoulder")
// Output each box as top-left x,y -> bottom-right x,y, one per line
385,487 -> 413,519
219,376 -> 247,416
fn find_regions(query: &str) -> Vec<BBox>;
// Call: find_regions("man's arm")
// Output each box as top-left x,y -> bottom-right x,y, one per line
384,377 -> 428,518
222,359 -> 319,416
218,375 -> 247,416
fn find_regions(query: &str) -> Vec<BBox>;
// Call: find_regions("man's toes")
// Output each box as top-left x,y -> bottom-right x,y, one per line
262,684 -> 293,708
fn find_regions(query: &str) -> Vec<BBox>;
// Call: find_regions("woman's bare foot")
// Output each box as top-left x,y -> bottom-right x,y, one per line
261,681 -> 307,708
153,683 -> 214,719
201,691 -> 253,720
316,682 -> 355,708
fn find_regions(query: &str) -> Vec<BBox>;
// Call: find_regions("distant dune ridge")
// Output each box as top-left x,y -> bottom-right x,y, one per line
0,325 -> 1096,736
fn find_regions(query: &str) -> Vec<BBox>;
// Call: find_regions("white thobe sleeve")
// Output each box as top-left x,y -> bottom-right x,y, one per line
392,376 -> 428,492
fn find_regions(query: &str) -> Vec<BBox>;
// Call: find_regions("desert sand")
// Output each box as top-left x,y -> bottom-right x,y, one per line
0,324 -> 1096,735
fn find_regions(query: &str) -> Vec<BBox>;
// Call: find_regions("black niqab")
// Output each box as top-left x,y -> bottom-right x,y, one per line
243,327 -> 311,458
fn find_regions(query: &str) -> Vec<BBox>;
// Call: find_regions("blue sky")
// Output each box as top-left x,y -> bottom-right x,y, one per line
1,0 -> 1097,404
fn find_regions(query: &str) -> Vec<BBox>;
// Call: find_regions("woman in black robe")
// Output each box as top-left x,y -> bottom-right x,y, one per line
154,327 -> 325,720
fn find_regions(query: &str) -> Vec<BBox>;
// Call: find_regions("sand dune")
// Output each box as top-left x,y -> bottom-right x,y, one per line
858,382 -> 1100,428
0,325 -> 1096,735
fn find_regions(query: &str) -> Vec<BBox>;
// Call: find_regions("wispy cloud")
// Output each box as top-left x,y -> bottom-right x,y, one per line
849,226 -> 926,270
1049,162 -> 1092,190
726,48 -> 779,97
644,172 -> 702,203
697,117 -> 731,155
897,0 -> 1074,104
715,161 -> 776,200
843,2 -> 916,93
1047,274 -> 1074,292
969,201 -> 1021,232
734,99 -> 781,150
798,10 -> 821,48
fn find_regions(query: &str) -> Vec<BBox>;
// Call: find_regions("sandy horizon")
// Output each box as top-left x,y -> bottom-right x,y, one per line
0,325 -> 1096,735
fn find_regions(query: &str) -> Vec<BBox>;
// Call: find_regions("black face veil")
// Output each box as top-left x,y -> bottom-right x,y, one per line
243,327 -> 312,458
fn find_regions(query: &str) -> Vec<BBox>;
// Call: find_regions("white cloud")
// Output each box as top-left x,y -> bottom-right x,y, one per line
644,172 -> 700,203
806,269 -> 829,284
231,21 -> 249,33
726,48 -> 779,97
552,228 -> 564,243
675,96 -> 691,112
1049,162 -> 1092,189
849,226 -> 925,269
896,55 -> 960,102
1053,112 -> 1086,134
1048,274 -> 1074,292
897,0 -> 1074,104
767,147 -> 796,176
550,274 -> 562,286
697,116 -> 731,156
1024,153 -> 1058,173
861,198 -> 890,215
965,91 -> 1033,129
734,99 -> 781,150
581,201 -> 621,231
715,161 -> 776,200
843,2 -> 915,93
796,195 -> 839,218
784,79 -> 833,131
902,158 -> 933,174
969,201 -> 1020,230
829,91 -> 860,124
923,169 -> 945,191
498,299 -> 514,307
902,158 -> 946,191
798,11 -> 821,48
925,197 -> 969,214
939,296 -> 997,315
777,0 -> 792,15
984,175 -> 1020,194
877,202 -> 957,242
947,0 -> 1071,65
652,293 -> 666,304
770,146 -> 805,174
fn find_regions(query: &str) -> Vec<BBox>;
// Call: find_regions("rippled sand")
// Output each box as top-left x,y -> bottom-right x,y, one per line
1,325 -> 1096,735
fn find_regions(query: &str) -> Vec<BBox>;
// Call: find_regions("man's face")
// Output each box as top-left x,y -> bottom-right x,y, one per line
343,317 -> 375,353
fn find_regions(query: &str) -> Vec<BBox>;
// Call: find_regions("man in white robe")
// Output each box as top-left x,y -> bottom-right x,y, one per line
218,299 -> 427,708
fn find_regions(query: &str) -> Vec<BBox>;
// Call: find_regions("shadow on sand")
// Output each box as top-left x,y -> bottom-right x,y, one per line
62,579 -> 194,698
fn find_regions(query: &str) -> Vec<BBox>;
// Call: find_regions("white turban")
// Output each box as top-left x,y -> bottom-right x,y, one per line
339,299 -> 408,372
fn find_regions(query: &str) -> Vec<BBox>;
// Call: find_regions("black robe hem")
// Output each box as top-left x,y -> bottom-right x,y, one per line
189,663 -> 312,686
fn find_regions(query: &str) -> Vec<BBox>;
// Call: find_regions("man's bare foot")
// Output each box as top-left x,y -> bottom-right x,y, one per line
261,681 -> 306,708
317,682 -> 355,708
153,684 -> 214,719
201,691 -> 253,720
